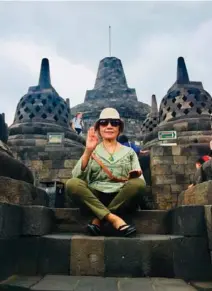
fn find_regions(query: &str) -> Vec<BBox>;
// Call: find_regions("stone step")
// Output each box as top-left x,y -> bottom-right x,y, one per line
0,275 -> 197,291
39,233 -> 211,280
52,208 -> 169,235
0,233 -> 211,282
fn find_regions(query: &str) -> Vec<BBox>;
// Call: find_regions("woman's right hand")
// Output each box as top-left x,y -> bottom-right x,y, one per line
86,127 -> 99,152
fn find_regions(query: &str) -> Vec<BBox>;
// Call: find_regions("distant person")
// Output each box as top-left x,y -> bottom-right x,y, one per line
188,155 -> 211,188
117,135 -> 149,155
71,112 -> 84,135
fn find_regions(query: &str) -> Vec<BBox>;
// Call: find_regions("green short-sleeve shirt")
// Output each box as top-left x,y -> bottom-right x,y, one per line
72,143 -> 141,193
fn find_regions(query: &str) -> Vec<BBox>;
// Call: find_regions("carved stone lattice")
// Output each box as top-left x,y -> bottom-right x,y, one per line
142,116 -> 159,134
159,88 -> 212,123
142,95 -> 159,136
14,93 -> 70,127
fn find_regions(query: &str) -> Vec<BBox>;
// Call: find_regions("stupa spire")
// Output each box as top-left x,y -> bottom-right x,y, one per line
38,58 -> 51,89
151,94 -> 158,114
177,57 -> 189,84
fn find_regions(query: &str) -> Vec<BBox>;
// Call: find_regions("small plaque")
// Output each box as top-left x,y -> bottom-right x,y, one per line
47,133 -> 64,144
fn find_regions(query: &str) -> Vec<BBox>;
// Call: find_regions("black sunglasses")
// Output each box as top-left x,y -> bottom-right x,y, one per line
99,119 -> 121,127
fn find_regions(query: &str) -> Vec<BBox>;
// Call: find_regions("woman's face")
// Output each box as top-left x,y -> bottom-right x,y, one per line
99,119 -> 120,140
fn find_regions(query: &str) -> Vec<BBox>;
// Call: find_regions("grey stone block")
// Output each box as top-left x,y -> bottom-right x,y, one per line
0,176 -> 49,206
70,235 -> 104,276
104,235 -> 175,277
0,238 -> 18,280
37,234 -> 71,275
150,278 -> 196,291
22,206 -> 54,236
204,206 -> 212,250
15,237 -> 40,275
0,203 -> 22,238
190,281 -> 212,290
31,275 -> 79,291
118,278 -> 153,291
173,237 -> 212,280
132,210 -> 168,235
52,159 -> 65,169
75,276 -> 117,291
169,206 -> 207,236
0,275 -> 42,289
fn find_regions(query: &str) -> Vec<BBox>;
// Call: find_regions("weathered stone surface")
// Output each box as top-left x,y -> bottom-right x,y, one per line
0,176 -> 49,206
173,237 -> 212,280
2,275 -> 197,291
30,160 -> 43,171
171,184 -> 188,193
0,237 -> 40,280
71,235 -> 104,276
133,210 -> 168,235
150,278 -> 196,291
30,275 -> 80,291
151,165 -> 170,175
171,165 -> 185,174
178,181 -> 212,206
173,156 -> 187,165
58,169 -> 72,179
15,237 -> 40,275
151,156 -> 173,166
172,146 -> 181,156
52,159 -> 65,169
0,203 -> 22,238
104,235 -> 176,277
22,206 -> 53,236
0,113 -> 8,143
0,275 -> 42,289
169,206 -> 207,236
38,234 -> 71,275
152,175 -> 176,185
52,208 -> 87,233
151,147 -> 164,156
204,205 -> 212,250
184,164 -> 196,175
0,149 -> 34,184
64,159 -> 77,169
190,281 -> 212,290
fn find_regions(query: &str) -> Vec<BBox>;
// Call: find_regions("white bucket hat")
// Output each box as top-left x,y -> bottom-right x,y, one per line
94,107 -> 124,132
99,108 -> 120,119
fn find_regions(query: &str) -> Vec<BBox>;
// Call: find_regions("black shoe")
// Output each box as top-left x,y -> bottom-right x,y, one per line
116,224 -> 136,237
87,223 -> 101,236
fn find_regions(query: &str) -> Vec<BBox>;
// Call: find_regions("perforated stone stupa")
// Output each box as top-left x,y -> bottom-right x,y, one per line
141,94 -> 159,137
71,57 -> 150,141
8,58 -> 85,184
143,56 -> 212,147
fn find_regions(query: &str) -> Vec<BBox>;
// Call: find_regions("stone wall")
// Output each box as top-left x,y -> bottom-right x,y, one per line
10,141 -> 82,185
151,145 -> 210,209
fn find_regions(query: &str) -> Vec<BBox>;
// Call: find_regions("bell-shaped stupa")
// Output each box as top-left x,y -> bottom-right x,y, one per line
8,58 -> 85,184
143,56 -> 212,147
71,56 -> 150,141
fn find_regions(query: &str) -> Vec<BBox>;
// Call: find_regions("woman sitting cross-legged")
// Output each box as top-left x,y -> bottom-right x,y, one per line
65,107 -> 146,237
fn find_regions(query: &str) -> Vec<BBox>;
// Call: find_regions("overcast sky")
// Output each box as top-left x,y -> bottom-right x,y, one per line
0,1 -> 212,126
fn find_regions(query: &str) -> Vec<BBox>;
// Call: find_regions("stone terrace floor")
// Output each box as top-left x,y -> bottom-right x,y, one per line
2,275 -> 212,291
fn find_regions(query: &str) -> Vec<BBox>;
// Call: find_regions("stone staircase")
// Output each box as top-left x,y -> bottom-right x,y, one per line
0,204 -> 212,290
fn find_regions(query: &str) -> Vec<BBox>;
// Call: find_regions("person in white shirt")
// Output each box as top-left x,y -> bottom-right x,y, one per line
71,112 -> 84,135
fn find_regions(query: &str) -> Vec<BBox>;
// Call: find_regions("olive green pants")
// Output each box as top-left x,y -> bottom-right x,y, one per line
65,178 -> 145,220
